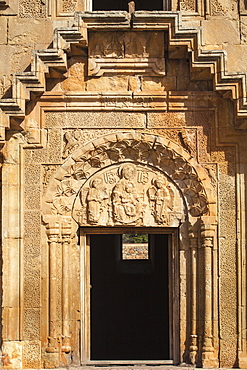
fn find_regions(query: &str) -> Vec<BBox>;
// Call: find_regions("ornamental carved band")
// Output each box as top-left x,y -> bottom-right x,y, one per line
47,133 -> 210,225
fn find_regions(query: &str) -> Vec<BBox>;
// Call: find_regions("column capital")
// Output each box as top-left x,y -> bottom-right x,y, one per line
46,222 -> 60,242
43,215 -> 60,237
61,218 -> 72,238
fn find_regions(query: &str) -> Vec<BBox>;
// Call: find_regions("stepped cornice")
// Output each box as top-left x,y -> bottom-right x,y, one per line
1,10 -> 247,144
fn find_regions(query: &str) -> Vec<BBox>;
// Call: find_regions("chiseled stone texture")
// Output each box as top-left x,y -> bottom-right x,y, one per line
45,111 -> 146,129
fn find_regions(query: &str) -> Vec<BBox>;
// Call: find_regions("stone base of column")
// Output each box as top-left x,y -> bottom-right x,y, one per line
43,352 -> 59,369
189,334 -> 198,364
238,352 -> 247,368
45,337 -> 58,354
61,336 -> 71,353
202,357 -> 219,368
202,336 -> 218,368
202,347 -> 219,368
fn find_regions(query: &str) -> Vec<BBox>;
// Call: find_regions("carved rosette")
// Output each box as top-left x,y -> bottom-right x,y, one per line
46,133 -> 212,224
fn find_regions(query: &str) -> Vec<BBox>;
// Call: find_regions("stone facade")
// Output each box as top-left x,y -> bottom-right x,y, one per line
1,0 -> 247,368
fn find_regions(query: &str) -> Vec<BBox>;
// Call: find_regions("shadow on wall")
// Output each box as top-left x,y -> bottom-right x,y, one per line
93,0 -> 164,11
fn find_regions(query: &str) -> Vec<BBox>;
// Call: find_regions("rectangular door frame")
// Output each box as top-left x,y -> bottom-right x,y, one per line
80,227 -> 179,365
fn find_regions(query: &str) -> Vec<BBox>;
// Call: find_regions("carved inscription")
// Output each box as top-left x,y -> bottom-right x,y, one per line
72,163 -> 184,227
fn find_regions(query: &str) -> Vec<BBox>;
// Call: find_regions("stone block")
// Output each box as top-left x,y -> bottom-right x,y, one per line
167,59 -> 190,77
61,77 -> 86,92
128,76 -> 141,92
22,341 -> 41,369
202,19 -> 240,46
8,18 -> 53,47
147,112 -> 188,128
0,45 -> 34,75
225,44 -> 247,72
142,76 -> 176,91
45,111 -> 146,129
68,56 -> 87,77
0,17 -> 7,44
1,341 -> 22,369
240,15 -> 247,44
86,76 -> 129,92
23,310 -> 40,340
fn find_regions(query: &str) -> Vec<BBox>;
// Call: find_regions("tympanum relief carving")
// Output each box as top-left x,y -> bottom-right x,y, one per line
72,163 -> 184,227
148,175 -> 174,225
49,132 -> 210,219
88,31 -> 166,76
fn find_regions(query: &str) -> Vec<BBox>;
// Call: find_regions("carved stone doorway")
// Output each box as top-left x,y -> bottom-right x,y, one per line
80,228 -> 179,365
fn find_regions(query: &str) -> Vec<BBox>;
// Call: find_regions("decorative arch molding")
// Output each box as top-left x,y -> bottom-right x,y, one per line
1,10 -> 247,145
44,132 -> 216,223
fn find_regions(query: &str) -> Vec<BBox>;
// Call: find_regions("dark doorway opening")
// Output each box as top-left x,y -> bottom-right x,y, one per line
93,0 -> 164,11
90,233 -> 170,360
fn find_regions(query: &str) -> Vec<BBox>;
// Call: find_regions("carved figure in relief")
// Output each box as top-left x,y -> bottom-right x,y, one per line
148,176 -> 174,224
112,164 -> 143,224
86,177 -> 109,225
63,130 -> 82,158
91,32 -> 124,58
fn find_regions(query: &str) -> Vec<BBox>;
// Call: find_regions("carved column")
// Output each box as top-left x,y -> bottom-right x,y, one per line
201,224 -> 217,367
46,222 -> 60,354
61,219 -> 72,353
189,232 -> 198,364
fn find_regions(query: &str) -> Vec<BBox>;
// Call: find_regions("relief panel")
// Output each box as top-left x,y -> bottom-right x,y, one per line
72,163 -> 185,227
48,132 -> 210,219
19,0 -> 47,18
179,0 -> 197,12
56,0 -> 85,16
88,31 -> 166,76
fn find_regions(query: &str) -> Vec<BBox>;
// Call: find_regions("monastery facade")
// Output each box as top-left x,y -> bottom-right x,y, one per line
1,0 -> 247,368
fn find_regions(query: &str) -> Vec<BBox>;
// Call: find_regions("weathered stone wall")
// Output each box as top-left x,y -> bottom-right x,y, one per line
1,1 -> 247,369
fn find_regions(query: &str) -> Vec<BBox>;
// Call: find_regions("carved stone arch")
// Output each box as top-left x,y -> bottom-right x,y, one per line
44,132 -> 216,223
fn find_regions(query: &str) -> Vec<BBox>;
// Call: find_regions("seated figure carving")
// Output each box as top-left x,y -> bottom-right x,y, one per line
112,164 -> 143,225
